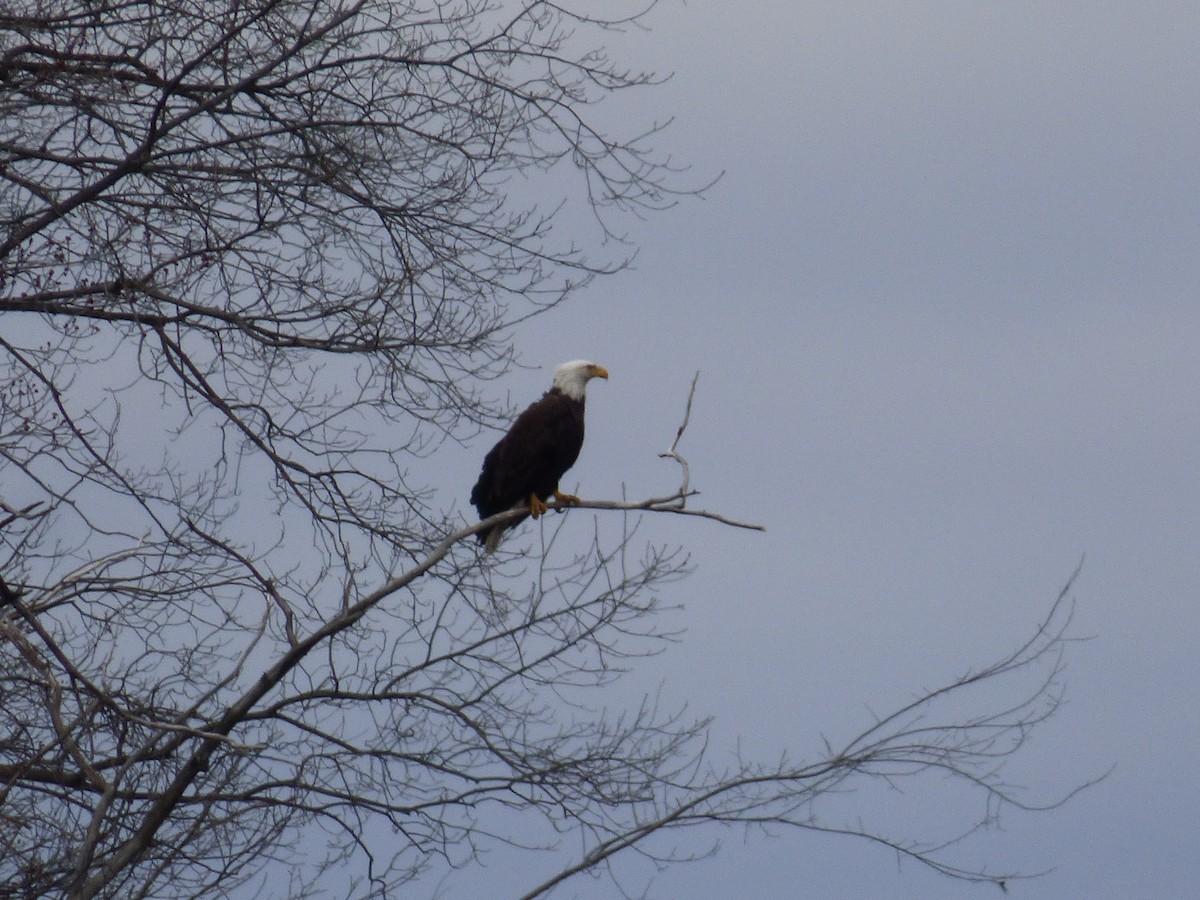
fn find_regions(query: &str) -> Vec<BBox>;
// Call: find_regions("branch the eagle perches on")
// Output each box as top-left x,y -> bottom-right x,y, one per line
471,370 -> 766,548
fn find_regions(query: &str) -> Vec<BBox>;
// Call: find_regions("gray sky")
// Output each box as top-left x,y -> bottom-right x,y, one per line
476,2 -> 1200,897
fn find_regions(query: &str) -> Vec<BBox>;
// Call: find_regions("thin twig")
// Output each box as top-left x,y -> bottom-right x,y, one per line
548,496 -> 765,532
658,370 -> 700,506
0,500 -> 44,531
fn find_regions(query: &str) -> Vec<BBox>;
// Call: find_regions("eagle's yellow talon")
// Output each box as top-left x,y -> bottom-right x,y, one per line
553,490 -> 581,507
528,494 -> 550,519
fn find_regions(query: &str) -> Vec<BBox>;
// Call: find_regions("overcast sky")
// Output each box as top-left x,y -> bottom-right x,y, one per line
458,2 -> 1200,897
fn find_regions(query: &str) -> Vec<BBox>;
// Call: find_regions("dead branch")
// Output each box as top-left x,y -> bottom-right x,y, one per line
659,370 -> 700,505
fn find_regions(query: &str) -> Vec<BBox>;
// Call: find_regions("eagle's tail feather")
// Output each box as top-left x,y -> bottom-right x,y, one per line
484,526 -> 505,554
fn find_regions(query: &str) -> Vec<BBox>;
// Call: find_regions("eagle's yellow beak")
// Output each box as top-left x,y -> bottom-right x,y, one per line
589,364 -> 609,380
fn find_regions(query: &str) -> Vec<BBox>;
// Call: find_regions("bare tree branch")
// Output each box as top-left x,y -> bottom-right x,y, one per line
658,370 -> 700,505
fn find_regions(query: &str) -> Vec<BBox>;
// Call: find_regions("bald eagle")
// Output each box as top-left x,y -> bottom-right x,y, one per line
471,360 -> 609,552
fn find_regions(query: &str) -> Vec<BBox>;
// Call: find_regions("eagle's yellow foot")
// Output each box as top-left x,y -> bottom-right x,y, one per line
553,490 -> 581,507
528,493 -> 550,519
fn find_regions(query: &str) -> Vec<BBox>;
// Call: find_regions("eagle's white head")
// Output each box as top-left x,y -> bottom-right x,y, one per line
552,360 -> 609,402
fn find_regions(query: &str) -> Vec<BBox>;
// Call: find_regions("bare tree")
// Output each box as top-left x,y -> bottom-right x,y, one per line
1,2 -> 1090,898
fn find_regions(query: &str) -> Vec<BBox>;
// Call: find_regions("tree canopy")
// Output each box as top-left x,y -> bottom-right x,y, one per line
1,2 -> 1088,897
